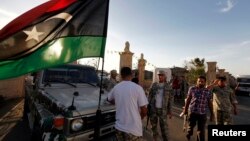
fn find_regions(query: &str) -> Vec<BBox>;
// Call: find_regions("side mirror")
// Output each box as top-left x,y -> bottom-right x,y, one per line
74,91 -> 79,96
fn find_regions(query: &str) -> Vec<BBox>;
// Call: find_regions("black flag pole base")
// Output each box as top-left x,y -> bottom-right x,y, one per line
93,108 -> 102,141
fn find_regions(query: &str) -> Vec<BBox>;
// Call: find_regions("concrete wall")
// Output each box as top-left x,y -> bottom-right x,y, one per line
0,76 -> 25,100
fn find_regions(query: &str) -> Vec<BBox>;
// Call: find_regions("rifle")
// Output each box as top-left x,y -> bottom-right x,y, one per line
145,92 -> 153,130
145,83 -> 161,130
183,113 -> 188,132
145,104 -> 151,130
180,106 -> 188,132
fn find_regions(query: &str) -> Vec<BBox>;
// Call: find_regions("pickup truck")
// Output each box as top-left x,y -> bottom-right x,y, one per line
235,75 -> 250,96
24,64 -> 116,141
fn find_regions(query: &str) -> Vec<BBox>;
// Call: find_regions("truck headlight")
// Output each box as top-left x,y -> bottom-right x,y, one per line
71,119 -> 83,131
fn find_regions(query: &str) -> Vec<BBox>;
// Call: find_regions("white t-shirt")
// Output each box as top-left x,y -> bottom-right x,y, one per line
155,83 -> 164,108
107,81 -> 148,136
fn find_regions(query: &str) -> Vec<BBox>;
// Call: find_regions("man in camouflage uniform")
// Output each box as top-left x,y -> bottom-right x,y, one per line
106,69 -> 118,92
207,76 -> 238,125
115,130 -> 143,141
148,70 -> 173,141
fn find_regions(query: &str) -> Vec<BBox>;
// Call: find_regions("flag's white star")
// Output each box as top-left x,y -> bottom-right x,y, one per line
23,26 -> 44,42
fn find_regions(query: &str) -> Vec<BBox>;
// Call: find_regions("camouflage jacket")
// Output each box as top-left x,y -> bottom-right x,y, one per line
148,82 -> 173,115
106,78 -> 118,92
212,86 -> 238,112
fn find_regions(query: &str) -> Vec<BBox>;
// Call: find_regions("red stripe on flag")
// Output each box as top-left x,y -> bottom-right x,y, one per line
47,0 -> 77,12
0,0 -> 76,41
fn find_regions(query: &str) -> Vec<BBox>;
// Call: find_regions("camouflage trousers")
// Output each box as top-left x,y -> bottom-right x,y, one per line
149,108 -> 169,141
214,110 -> 233,125
115,129 -> 143,141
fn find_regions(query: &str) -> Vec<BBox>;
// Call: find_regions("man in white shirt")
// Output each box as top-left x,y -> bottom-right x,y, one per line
107,67 -> 148,141
148,70 -> 173,141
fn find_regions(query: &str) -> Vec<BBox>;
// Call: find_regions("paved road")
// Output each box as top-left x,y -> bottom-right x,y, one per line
0,98 -> 31,141
1,96 -> 250,141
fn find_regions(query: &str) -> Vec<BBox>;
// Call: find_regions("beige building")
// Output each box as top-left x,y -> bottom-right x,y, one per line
0,76 -> 25,100
119,41 -> 134,72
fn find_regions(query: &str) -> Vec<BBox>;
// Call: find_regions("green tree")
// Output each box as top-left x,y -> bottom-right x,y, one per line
190,58 -> 205,68
185,57 -> 206,85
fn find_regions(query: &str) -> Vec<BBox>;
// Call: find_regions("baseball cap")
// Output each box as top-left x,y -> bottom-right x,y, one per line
157,70 -> 166,75
217,76 -> 226,81
110,70 -> 117,75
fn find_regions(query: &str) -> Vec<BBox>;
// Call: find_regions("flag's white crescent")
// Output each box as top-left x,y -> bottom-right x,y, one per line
45,12 -> 72,22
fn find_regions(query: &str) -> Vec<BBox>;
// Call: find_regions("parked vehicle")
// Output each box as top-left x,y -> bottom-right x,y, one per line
235,75 -> 250,96
24,64 -> 116,141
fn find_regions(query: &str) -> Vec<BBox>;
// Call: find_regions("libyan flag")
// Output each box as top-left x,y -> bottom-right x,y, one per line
0,0 -> 109,80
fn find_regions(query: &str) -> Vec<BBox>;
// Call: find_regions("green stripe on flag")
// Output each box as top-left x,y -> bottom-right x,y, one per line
0,36 -> 106,80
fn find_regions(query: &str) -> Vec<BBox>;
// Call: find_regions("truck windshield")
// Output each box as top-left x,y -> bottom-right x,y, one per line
43,66 -> 98,84
237,78 -> 250,83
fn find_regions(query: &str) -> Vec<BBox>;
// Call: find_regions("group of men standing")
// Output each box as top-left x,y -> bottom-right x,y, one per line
106,67 -> 238,141
182,75 -> 238,141
171,74 -> 189,102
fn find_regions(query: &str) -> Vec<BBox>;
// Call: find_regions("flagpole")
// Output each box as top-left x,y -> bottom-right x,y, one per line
94,57 -> 104,140
94,0 -> 110,139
